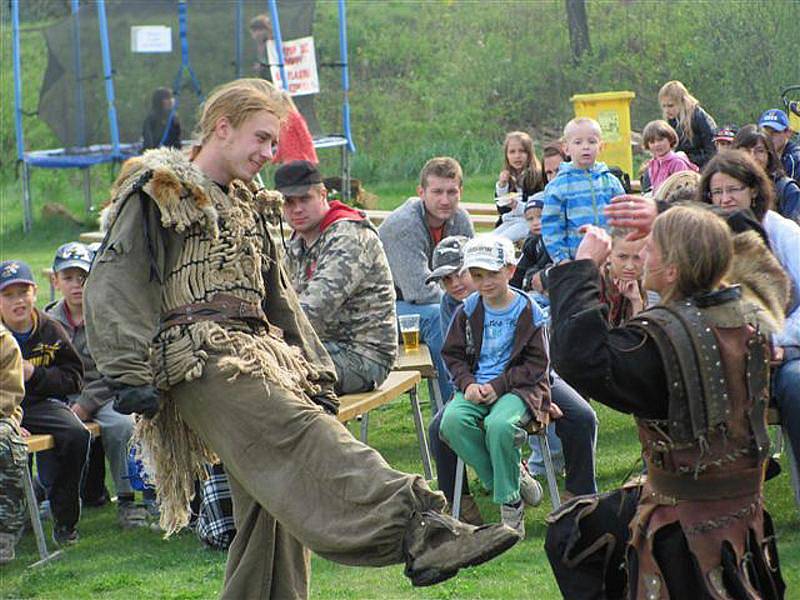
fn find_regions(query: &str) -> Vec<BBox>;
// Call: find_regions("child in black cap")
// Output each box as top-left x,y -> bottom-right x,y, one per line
0,260 -> 88,546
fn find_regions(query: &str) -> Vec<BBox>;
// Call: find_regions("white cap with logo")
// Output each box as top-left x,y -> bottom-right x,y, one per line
461,234 -> 517,272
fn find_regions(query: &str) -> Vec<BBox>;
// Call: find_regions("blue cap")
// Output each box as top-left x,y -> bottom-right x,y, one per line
524,191 -> 545,212
0,260 -> 35,291
52,242 -> 92,273
758,109 -> 790,132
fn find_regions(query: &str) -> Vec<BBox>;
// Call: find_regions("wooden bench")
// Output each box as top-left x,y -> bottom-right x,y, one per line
394,343 -> 444,413
23,421 -> 101,567
337,370 -> 433,479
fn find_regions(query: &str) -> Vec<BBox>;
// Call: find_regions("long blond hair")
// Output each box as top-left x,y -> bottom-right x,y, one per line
652,204 -> 732,304
190,78 -> 291,157
658,80 -> 699,144
502,131 -> 544,194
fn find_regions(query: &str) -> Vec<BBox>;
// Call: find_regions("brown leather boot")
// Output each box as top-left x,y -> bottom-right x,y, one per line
403,510 -> 520,587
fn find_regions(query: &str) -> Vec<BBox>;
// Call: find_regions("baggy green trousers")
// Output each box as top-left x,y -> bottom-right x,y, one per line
174,355 -> 445,599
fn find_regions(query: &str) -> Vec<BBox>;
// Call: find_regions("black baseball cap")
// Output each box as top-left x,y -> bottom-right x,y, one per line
274,160 -> 323,196
425,236 -> 470,285
0,260 -> 35,292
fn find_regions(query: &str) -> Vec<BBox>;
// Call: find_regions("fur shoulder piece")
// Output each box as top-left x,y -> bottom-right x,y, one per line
728,230 -> 790,334
103,148 -> 219,239
230,181 -> 284,226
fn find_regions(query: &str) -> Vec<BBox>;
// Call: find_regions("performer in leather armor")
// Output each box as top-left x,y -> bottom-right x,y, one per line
84,79 -> 519,599
544,205 -> 786,599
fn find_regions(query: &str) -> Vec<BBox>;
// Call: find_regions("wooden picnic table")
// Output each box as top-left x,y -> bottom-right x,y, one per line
337,369 -> 433,480
394,343 -> 444,412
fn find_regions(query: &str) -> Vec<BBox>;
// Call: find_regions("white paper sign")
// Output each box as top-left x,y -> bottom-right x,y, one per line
131,26 -> 172,54
267,36 -> 319,96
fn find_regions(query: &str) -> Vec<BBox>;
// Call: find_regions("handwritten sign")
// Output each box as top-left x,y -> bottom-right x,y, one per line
130,26 -> 172,54
267,36 -> 320,97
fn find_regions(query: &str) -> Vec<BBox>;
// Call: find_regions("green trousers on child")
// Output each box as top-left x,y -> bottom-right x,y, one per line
440,392 -> 529,505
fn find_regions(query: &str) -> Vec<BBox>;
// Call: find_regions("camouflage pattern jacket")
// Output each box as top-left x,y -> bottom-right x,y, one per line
286,201 -> 397,368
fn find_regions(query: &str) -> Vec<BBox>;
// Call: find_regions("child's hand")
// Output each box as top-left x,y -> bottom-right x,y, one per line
22,360 -> 35,382
465,384 -> 484,404
575,225 -> 612,266
498,170 -> 510,186
479,383 -> 498,404
71,403 -> 90,422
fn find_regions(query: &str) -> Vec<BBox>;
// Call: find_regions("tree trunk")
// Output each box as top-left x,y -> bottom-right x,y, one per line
565,0 -> 591,61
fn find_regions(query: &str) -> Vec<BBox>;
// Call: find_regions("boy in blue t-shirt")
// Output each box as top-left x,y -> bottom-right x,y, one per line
440,235 -> 550,538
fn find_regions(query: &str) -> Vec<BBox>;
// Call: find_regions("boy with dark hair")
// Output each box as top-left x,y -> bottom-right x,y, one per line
0,260 -> 88,546
46,243 -> 148,528
510,195 -> 552,293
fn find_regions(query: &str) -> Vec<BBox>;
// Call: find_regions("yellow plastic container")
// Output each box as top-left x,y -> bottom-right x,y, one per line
790,110 -> 800,133
570,91 -> 636,178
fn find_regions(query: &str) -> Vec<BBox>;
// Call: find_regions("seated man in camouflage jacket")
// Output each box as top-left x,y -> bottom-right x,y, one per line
279,161 -> 397,394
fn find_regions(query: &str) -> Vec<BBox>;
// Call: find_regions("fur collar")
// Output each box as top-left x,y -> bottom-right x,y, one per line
728,230 -> 790,334
101,148 -> 283,237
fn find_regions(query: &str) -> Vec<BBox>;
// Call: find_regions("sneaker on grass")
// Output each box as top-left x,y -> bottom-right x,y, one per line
500,500 -> 525,538
118,502 -> 150,529
519,463 -> 543,507
52,524 -> 79,546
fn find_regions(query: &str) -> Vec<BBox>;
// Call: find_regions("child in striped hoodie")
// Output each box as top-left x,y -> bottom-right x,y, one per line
541,118 -> 626,263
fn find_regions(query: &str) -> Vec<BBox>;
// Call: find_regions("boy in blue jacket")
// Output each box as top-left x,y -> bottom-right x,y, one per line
541,118 -> 625,263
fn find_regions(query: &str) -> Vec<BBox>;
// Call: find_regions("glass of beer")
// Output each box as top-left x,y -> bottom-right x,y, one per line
398,314 -> 421,351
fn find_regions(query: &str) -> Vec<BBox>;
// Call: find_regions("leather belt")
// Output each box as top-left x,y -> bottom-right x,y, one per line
160,293 -> 272,331
647,464 -> 762,501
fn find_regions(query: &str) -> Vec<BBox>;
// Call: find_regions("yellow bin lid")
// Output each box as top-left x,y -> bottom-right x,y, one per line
570,91 -> 636,103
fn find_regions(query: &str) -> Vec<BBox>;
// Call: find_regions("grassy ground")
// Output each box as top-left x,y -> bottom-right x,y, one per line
1,174 -> 798,598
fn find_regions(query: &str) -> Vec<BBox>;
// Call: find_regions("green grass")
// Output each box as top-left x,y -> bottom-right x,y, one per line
1,168 -> 798,598
2,393 -> 798,599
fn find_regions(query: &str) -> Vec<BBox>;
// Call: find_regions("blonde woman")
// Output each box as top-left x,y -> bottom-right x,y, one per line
658,80 -> 717,168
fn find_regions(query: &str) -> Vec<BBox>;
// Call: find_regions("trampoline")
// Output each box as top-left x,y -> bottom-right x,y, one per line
11,0 -> 355,231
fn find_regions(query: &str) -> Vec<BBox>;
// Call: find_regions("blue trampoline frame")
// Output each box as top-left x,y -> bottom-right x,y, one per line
12,0 -> 355,231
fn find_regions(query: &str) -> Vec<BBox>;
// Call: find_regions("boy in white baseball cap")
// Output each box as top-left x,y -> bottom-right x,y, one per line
439,235 -> 550,538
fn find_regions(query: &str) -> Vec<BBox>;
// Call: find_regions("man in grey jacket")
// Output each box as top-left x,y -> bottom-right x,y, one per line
379,157 -> 474,402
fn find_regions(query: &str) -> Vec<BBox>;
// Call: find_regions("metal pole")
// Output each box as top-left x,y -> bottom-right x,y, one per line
96,0 -> 121,158
267,0 -> 289,91
337,0 -> 355,201
22,161 -> 33,233
235,0 -> 243,78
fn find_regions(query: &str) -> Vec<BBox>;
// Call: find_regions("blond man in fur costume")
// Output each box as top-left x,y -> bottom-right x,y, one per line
84,79 -> 519,599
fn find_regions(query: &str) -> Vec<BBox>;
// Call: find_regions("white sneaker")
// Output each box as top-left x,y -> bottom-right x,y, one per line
519,463 -> 543,507
500,501 -> 525,539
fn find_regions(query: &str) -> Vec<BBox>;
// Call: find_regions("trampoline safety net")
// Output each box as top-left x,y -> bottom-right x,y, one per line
38,0 -> 328,152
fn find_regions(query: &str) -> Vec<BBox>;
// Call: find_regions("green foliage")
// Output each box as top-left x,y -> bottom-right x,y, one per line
4,0 -> 797,186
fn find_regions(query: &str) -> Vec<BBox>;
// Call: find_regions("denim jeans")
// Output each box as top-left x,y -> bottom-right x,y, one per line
396,300 -> 453,402
530,372 -> 598,496
774,357 -> 800,475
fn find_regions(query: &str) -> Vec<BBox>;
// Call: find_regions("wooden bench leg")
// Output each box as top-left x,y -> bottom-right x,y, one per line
408,386 -> 434,480
452,458 -> 465,519
427,378 -> 444,414
784,427 -> 800,509
359,413 -> 369,444
23,462 -> 61,567
537,433 -> 561,511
